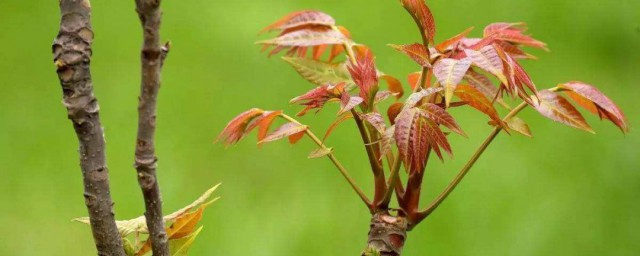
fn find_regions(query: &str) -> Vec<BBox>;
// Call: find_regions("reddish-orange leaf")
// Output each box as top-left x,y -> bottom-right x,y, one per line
558,82 -> 629,133
217,108 -> 264,145
433,58 -> 472,107
435,26 -> 474,52
407,71 -> 422,90
422,103 -> 466,136
245,110 -> 283,141
401,0 -> 437,45
379,74 -> 404,99
323,113 -> 353,141
260,122 -> 309,144
288,130 -> 306,144
532,90 -> 593,133
388,102 -> 405,125
454,84 -> 501,122
261,11 -> 335,34
389,43 -> 431,67
312,44 -> 329,60
328,44 -> 345,62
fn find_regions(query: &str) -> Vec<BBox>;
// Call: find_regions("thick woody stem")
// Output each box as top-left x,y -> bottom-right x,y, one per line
362,212 -> 409,256
134,0 -> 169,255
52,1 -> 125,255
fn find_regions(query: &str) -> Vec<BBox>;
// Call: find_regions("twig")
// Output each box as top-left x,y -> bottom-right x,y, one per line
134,0 -> 169,255
52,0 -> 125,255
281,114 -> 373,211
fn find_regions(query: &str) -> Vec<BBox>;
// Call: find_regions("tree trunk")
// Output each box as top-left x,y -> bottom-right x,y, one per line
53,1 -> 125,255
362,212 -> 409,256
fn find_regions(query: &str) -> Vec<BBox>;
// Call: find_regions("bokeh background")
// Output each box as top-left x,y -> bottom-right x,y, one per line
1,0 -> 639,255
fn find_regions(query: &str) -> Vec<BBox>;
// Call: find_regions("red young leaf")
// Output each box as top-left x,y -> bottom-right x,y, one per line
483,22 -> 525,37
288,130 -> 306,144
483,22 -> 547,50
394,107 -> 452,173
290,85 -> 342,116
558,82 -> 629,133
338,94 -> 364,115
494,44 -> 536,101
245,110 -> 283,141
435,26 -> 474,52
217,108 -> 265,145
375,90 -> 394,104
433,58 -> 472,107
404,87 -> 443,109
454,84 -> 501,122
347,50 -> 379,106
258,29 -> 347,47
389,43 -> 431,67
422,103 -> 466,136
387,102 -> 405,125
464,68 -> 509,108
360,112 -> 387,134
407,71 -> 422,90
379,126 -> 396,161
261,11 -> 335,34
323,113 -> 353,142
401,0 -> 437,45
494,40 -> 532,59
379,74 -> 404,99
464,45 -> 507,85
258,29 -> 349,59
532,90 -> 593,133
260,122 -> 309,144
422,113 -> 452,161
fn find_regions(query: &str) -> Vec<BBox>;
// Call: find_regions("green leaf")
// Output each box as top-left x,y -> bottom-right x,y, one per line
505,117 -> 532,137
282,57 -> 352,86
123,238 -> 136,256
308,148 -> 333,159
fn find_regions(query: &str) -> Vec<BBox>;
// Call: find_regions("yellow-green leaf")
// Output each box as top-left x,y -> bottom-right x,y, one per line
169,226 -> 203,256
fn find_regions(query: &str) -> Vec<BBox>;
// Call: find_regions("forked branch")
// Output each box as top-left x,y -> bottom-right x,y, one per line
415,102 -> 529,223
134,0 -> 169,255
52,0 -> 125,255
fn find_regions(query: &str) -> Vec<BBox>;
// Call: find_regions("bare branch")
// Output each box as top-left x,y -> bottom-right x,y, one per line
52,0 -> 125,255
134,0 -> 169,255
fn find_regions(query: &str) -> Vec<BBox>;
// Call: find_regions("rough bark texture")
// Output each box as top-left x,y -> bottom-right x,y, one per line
134,0 -> 169,255
52,1 -> 125,255
363,212 -> 409,256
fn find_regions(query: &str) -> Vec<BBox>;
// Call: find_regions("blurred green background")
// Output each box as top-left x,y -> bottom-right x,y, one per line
0,0 -> 638,255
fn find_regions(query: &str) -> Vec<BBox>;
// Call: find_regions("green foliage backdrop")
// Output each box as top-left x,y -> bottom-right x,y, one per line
0,0 -> 638,255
